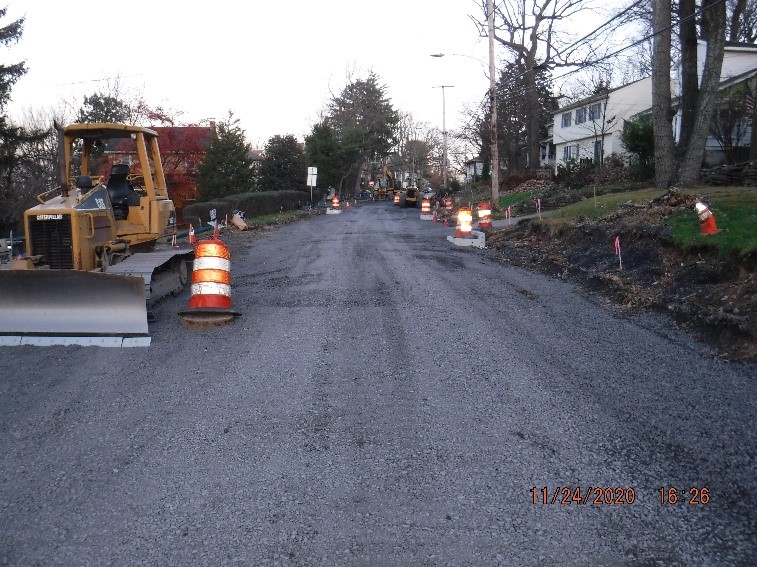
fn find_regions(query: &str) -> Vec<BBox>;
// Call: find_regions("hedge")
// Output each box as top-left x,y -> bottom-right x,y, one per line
182,189 -> 325,226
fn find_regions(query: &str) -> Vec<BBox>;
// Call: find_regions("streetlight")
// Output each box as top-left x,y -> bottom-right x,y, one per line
430,53 -> 489,77
432,84 -> 454,192
431,38 -> 498,205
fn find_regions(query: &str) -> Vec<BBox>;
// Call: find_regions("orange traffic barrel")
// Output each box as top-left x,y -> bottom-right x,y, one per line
444,197 -> 453,215
331,195 -> 340,210
421,198 -> 431,216
477,201 -> 492,229
393,192 -> 400,206
179,239 -> 239,328
454,207 -> 473,238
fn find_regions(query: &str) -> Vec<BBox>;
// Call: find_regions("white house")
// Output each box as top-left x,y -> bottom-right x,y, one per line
673,40 -> 757,165
464,157 -> 483,183
690,40 -> 757,84
539,124 -> 555,169
551,77 -> 654,173
551,41 -> 757,173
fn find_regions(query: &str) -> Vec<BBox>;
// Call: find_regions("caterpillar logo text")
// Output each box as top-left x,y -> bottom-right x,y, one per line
36,214 -> 63,220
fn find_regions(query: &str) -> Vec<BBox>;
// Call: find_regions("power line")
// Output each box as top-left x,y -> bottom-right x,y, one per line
558,0 -> 645,56
49,73 -> 144,88
494,0 -> 728,104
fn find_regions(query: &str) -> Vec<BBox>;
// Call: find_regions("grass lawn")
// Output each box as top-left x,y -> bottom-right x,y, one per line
243,210 -> 308,228
545,185 -> 756,256
548,187 -> 662,220
668,187 -> 757,255
495,192 -> 533,213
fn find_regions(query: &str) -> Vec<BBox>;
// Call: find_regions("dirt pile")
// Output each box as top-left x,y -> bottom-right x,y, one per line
488,191 -> 756,362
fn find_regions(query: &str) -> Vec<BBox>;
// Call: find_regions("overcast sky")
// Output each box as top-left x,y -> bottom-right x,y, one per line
6,0 -> 492,150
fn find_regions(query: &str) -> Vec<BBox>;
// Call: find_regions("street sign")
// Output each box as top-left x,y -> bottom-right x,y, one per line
307,166 -> 317,187
306,167 -> 317,208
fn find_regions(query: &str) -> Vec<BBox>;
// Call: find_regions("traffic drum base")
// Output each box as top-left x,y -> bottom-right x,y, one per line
179,308 -> 240,329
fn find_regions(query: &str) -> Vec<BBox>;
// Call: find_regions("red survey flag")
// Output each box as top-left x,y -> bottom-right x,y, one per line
614,236 -> 620,255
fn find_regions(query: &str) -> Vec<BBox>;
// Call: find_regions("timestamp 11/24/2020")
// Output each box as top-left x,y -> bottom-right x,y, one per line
530,487 -> 711,506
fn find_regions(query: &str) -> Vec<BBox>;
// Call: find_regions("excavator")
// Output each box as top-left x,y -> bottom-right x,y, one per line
379,165 -> 396,200
0,122 -> 194,347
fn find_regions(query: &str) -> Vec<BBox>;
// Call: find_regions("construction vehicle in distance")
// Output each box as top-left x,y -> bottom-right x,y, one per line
377,165 -> 396,200
0,122 -> 194,347
399,186 -> 419,208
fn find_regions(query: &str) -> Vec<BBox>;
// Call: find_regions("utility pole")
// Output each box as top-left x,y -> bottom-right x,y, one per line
488,0 -> 499,207
433,85 -> 455,192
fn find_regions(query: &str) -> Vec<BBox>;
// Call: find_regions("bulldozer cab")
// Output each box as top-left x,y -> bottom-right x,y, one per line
18,123 -> 177,271
61,123 -> 176,247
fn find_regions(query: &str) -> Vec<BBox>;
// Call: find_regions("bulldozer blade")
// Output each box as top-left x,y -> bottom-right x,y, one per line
0,270 -> 150,347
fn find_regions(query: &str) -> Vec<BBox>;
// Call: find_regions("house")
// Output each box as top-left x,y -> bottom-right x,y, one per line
673,41 -> 757,165
539,124 -> 556,169
552,41 -> 757,173
464,157 -> 483,183
551,77 -> 654,174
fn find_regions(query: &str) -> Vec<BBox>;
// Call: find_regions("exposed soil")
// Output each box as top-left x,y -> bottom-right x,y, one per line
487,190 -> 757,363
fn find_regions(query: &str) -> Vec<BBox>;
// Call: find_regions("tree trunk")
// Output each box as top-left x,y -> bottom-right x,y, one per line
678,0 -> 699,157
729,0 -> 747,41
652,0 -> 677,189
352,161 -> 363,197
751,97 -> 757,160
678,0 -> 727,185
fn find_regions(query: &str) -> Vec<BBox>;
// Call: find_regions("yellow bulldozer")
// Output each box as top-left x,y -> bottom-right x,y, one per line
0,122 -> 194,346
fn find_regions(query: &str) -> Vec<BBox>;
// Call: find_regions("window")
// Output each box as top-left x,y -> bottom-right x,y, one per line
563,144 -> 580,161
561,112 -> 572,127
575,107 -> 587,124
588,102 -> 602,121
594,140 -> 602,163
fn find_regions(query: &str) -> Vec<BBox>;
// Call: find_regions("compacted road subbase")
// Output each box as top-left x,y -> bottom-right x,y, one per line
1,202 -> 754,565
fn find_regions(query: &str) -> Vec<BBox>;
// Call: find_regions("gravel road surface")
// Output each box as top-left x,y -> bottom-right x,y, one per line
1,202 -> 755,566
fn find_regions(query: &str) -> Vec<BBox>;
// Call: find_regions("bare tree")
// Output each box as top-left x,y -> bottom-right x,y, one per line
678,0 -> 727,184
474,0 -> 620,172
652,0 -> 677,188
622,0 -> 728,184
728,0 -> 757,41
710,85 -> 751,163
454,99 -> 489,176
678,0 -> 700,155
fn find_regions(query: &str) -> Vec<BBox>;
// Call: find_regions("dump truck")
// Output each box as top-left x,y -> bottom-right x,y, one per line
0,122 -> 194,347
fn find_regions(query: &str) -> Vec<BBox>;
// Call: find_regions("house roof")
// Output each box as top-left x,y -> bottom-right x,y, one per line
661,68 -> 757,111
724,41 -> 757,50
718,66 -> 757,89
